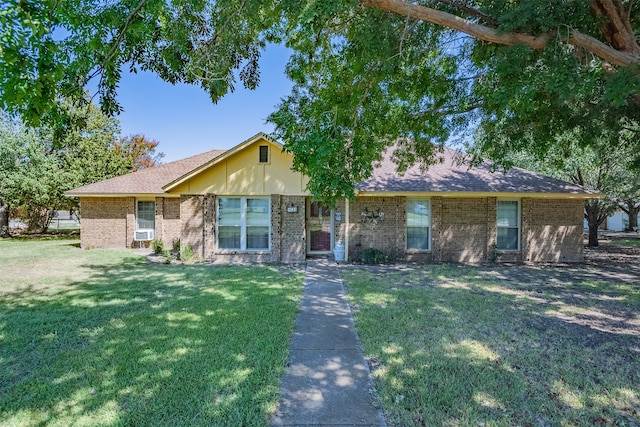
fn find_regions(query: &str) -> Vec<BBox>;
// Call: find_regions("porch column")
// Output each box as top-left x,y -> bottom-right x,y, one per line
345,198 -> 350,262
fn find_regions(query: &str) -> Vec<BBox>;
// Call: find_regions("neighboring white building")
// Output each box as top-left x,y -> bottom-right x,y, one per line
584,211 -> 640,231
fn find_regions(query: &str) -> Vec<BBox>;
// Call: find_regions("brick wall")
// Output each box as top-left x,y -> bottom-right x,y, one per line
279,195 -> 306,263
155,197 -> 164,244
522,198 -> 584,262
346,196 -> 583,264
79,197 -> 134,248
180,195 -> 204,259
126,199 -> 136,247
347,196 -> 492,263
347,197 -> 405,262
79,194 -> 584,264
161,198 -> 181,248
438,198 -> 489,262
203,195 -> 216,259
346,197 -> 502,263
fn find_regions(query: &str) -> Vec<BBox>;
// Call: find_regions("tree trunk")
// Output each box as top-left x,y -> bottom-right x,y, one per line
584,201 -> 607,247
628,204 -> 640,230
26,207 -> 54,234
619,200 -> 640,230
588,222 -> 600,247
0,200 -> 10,238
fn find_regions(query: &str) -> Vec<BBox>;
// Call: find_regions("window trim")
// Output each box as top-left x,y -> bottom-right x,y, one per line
406,198 -> 431,252
216,196 -> 271,252
136,199 -> 155,231
496,199 -> 520,252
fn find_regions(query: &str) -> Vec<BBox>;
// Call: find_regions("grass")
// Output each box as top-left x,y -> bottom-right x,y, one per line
0,238 -> 304,426
617,238 -> 640,248
343,264 -> 640,426
47,219 -> 80,232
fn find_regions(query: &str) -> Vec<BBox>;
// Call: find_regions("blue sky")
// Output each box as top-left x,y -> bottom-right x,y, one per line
114,44 -> 293,163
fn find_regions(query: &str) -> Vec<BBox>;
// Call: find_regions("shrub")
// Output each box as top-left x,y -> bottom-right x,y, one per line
181,245 -> 194,262
172,238 -> 180,254
489,243 -> 501,262
151,239 -> 164,254
362,248 -> 394,264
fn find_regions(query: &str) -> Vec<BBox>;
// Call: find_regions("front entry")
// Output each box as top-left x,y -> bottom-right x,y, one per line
307,200 -> 333,254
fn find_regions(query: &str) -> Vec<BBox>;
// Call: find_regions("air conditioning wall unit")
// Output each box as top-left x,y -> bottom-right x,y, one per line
134,229 -> 155,241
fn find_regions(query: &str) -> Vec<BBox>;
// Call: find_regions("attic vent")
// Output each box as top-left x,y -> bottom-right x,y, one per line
259,145 -> 269,163
134,229 -> 155,241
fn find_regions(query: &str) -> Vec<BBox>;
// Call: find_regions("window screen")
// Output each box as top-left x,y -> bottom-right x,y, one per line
407,199 -> 431,251
136,201 -> 155,230
497,200 -> 519,250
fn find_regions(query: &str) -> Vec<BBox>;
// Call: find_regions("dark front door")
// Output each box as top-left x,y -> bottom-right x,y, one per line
307,200 -> 332,252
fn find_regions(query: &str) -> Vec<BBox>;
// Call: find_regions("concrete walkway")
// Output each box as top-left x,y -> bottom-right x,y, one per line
272,260 -> 387,427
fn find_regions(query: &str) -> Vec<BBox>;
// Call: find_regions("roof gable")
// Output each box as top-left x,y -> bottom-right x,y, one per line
165,134 -> 308,195
163,133 -> 283,192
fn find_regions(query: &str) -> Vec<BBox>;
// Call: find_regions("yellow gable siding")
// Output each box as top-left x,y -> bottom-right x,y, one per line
169,140 -> 309,195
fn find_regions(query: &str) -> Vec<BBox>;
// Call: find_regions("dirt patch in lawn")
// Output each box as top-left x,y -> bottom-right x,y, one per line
350,237 -> 640,355
478,239 -> 640,348
343,239 -> 640,426
585,236 -> 640,273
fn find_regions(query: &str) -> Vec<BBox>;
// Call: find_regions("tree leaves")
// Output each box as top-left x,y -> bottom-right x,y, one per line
1,0 -> 639,204
0,103 -> 132,231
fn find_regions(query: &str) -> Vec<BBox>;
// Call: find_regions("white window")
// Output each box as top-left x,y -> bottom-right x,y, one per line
136,200 -> 155,230
407,199 -> 431,251
217,197 -> 270,250
497,200 -> 519,250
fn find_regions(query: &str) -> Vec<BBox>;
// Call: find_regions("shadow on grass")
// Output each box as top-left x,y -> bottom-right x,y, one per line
344,265 -> 640,426
1,257 -> 302,426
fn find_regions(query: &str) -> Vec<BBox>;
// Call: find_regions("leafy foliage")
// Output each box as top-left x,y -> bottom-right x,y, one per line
113,134 -> 165,171
1,1 -> 639,203
499,125 -> 640,245
271,0 -> 639,202
361,247 -> 395,264
0,104 -> 131,232
0,0 -> 282,126
151,238 -> 164,254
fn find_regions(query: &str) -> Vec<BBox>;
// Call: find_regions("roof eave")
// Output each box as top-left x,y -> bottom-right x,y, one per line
64,192 -> 178,198
355,190 -> 604,199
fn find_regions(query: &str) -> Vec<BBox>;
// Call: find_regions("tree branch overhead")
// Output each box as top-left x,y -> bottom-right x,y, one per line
360,0 -> 640,67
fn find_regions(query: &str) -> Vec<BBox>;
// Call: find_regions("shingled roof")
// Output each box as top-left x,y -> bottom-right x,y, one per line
65,149 -> 226,196
66,141 -> 598,198
357,147 -> 598,196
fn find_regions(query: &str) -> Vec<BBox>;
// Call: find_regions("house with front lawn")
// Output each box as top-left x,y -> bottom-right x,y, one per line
66,133 -> 599,263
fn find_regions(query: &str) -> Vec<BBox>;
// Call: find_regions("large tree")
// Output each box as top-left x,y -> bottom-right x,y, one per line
497,125 -> 639,246
1,1 -> 639,202
0,104 -> 132,233
270,0 -> 640,202
0,113 -> 26,236
0,114 -> 65,233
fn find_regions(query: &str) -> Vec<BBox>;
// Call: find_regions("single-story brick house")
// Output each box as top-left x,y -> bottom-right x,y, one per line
66,133 -> 599,263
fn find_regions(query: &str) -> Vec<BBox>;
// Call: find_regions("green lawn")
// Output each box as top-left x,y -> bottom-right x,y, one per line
0,238 -> 303,426
343,264 -> 640,426
618,238 -> 640,248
